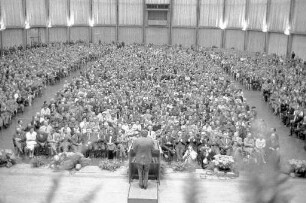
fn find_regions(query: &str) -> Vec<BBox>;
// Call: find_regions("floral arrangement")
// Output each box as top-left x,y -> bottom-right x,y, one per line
288,159 -> 306,175
172,161 -> 188,172
212,155 -> 235,170
99,159 -> 122,172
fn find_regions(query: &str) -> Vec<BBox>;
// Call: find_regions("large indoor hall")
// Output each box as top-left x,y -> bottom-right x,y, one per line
0,0 -> 306,203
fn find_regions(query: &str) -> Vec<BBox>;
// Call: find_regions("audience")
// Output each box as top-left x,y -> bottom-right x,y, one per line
13,43 -> 302,169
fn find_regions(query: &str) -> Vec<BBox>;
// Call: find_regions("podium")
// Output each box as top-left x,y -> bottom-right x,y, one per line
128,181 -> 158,203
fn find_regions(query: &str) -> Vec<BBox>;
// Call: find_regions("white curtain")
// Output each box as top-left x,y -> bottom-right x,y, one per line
268,0 -> 290,32
292,35 -> 306,60
26,0 -> 47,26
70,0 -> 90,25
248,0 -> 267,30
199,0 -> 223,27
1,0 -> 24,27
146,0 -> 170,3
50,0 -> 68,26
93,0 -> 116,25
292,0 -> 306,33
172,28 -> 195,47
225,30 -> 245,50
225,0 -> 246,28
247,31 -> 265,52
268,33 -> 288,56
172,0 -> 197,26
198,29 -> 222,48
119,0 -> 143,25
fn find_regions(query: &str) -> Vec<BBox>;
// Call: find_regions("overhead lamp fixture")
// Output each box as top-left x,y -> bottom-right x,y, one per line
67,14 -> 74,27
89,19 -> 94,27
242,20 -> 248,31
25,20 -> 30,29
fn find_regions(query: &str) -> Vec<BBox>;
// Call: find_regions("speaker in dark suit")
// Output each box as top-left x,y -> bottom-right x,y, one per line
132,130 -> 154,189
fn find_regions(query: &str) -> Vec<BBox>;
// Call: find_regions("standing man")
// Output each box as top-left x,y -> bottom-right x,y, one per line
133,130 -> 155,189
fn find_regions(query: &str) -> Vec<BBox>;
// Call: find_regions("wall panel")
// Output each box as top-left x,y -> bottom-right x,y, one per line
1,0 -> 24,27
27,28 -> 47,44
70,0 -> 90,25
26,0 -> 47,26
50,0 -> 68,26
49,27 -> 68,42
225,30 -> 245,50
198,29 -> 222,48
119,0 -> 143,25
70,27 -> 90,42
268,33 -> 288,56
173,0 -> 197,26
225,0 -> 246,28
172,28 -> 195,47
199,0 -> 223,27
268,0 -> 290,32
146,27 -> 168,45
93,27 -> 116,43
248,0 -> 267,30
292,35 -> 306,61
93,0 -> 117,25
292,0 -> 306,33
118,27 -> 142,44
247,31 -> 265,52
2,29 -> 23,48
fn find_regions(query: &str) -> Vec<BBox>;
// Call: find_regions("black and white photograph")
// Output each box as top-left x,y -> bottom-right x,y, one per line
0,0 -> 306,203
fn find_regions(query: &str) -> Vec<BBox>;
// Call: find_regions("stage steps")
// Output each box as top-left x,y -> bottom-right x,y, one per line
128,181 -> 158,203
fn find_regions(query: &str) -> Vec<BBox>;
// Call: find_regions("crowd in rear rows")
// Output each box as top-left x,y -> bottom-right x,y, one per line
0,43 -> 105,131
10,44 -> 285,169
223,51 -> 306,143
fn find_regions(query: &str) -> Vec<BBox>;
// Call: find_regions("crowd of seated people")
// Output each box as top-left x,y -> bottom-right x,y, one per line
12,44 -> 280,168
0,42 -> 103,131
222,51 -> 306,146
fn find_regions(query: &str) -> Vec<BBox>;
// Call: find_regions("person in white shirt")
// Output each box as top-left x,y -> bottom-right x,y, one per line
40,105 -> 51,118
25,126 -> 37,158
147,125 -> 156,140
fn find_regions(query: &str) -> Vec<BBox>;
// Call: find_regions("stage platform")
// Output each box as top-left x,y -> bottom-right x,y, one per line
128,181 -> 158,203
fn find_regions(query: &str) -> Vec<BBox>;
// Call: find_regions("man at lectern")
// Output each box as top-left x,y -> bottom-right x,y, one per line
133,130 -> 155,189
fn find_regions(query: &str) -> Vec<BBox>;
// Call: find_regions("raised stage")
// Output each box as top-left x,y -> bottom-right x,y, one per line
128,181 -> 158,203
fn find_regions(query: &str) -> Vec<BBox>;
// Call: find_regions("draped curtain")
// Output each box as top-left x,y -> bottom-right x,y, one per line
146,0 -> 170,3
225,0 -> 246,28
93,0 -> 116,25
172,0 -> 197,26
119,0 -> 143,25
1,0 -> 24,27
268,0 -> 290,32
248,0 -> 267,30
70,0 -> 90,25
292,0 -> 306,33
26,0 -> 47,26
199,0 -> 223,27
49,0 -> 68,26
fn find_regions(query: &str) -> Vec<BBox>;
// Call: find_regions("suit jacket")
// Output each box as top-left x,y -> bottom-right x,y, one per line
133,137 -> 154,165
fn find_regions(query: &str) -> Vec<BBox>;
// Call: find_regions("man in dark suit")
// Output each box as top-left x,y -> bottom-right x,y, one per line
133,130 -> 155,189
